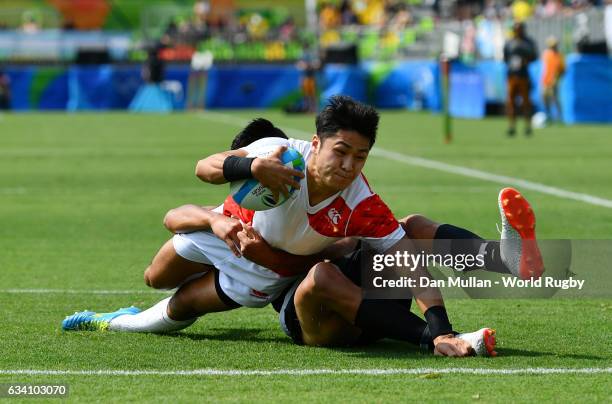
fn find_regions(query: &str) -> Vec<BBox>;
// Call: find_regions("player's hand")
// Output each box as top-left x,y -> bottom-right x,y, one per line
210,215 -> 243,258
236,222 -> 272,266
433,334 -> 475,357
251,146 -> 304,201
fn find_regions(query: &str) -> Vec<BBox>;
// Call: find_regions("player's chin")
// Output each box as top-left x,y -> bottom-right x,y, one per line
330,174 -> 354,189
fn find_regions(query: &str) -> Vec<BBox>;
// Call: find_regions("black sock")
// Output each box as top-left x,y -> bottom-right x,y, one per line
354,300 -> 428,347
483,241 -> 511,274
434,224 -> 510,274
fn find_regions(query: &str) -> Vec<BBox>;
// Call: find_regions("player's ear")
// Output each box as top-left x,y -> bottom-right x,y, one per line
311,134 -> 320,152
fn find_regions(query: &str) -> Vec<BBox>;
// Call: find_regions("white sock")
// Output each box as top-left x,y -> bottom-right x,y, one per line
108,297 -> 196,333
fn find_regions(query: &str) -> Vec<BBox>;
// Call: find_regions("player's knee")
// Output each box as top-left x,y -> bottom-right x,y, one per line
144,267 -> 154,288
308,262 -> 343,300
401,214 -> 435,238
143,265 -> 168,290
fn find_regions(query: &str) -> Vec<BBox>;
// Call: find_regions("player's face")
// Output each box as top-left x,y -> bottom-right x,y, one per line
311,130 -> 370,190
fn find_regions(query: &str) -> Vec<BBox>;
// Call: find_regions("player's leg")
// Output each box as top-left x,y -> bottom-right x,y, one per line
62,268 -> 239,332
292,252 -> 431,348
63,231 -> 244,332
401,187 -> 544,279
144,239 -> 212,290
552,85 -> 562,122
521,78 -> 533,135
543,86 -> 553,120
401,214 -> 508,274
291,261 -> 495,355
292,262 -> 362,346
506,77 -> 518,135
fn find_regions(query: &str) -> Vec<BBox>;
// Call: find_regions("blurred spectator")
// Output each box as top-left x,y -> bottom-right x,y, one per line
339,0 -> 359,25
192,0 -> 210,38
194,0 -> 210,25
279,17 -> 297,42
512,0 -> 534,22
143,45 -> 165,83
319,2 -> 341,30
246,13 -> 270,40
504,22 -> 537,136
455,0 -> 485,20
21,12 -> 40,34
606,0 -> 612,53
354,0 -> 386,26
540,36 -> 565,122
0,69 -> 10,110
538,0 -> 564,18
387,2 -> 413,30
208,0 -> 235,31
297,43 -> 320,113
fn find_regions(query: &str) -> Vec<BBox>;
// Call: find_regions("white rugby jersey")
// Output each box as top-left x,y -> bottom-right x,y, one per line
222,137 -> 405,257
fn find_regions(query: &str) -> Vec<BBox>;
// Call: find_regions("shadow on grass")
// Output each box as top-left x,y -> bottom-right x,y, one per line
155,331 -> 607,361
157,327 -> 293,345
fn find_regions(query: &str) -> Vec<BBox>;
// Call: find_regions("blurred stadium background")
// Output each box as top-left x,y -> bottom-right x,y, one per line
0,0 -> 610,121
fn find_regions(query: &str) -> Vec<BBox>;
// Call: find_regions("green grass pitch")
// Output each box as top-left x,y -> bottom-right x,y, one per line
0,111 -> 610,402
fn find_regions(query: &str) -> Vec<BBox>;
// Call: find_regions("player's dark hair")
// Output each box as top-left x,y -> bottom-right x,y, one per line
315,95 -> 379,149
230,118 -> 288,150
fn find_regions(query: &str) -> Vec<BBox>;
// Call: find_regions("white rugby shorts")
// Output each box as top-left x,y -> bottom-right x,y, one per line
172,231 -> 297,308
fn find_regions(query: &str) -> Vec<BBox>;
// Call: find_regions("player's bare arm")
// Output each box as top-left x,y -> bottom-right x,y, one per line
195,149 -> 248,184
163,204 -> 243,257
237,222 -> 359,276
163,204 -> 220,233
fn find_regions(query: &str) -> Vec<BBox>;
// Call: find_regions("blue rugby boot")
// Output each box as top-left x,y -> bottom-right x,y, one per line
62,306 -> 141,331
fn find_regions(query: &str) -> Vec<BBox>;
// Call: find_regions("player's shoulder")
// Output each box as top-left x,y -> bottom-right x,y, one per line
241,137 -> 310,157
240,137 -> 289,153
287,138 -> 311,157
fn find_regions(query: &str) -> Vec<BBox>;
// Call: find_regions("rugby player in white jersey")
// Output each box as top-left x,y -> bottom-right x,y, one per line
63,97 -> 542,357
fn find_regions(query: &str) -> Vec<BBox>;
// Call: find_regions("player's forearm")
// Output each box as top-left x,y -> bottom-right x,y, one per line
163,204 -> 219,233
261,238 -> 357,276
321,238 -> 359,260
263,249 -> 327,277
195,150 -> 248,184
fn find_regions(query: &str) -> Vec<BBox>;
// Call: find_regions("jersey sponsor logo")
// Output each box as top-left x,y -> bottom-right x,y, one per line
327,208 -> 341,225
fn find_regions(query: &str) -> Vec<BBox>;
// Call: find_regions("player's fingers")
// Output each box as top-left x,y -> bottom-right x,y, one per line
287,179 -> 301,190
243,223 -> 257,238
228,234 -> 242,257
435,343 -> 458,357
286,167 -> 305,179
236,230 -> 248,243
434,346 -> 452,356
225,238 -> 241,258
280,185 -> 290,198
271,145 -> 287,160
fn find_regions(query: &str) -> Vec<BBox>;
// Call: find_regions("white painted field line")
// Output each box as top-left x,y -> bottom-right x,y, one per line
0,289 -> 169,295
199,111 -> 612,209
0,368 -> 610,376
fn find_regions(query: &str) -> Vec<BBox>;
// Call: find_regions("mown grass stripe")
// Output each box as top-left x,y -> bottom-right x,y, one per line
1,368 -> 610,376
